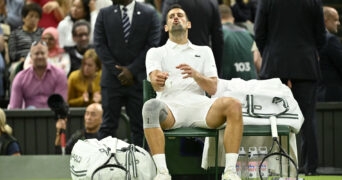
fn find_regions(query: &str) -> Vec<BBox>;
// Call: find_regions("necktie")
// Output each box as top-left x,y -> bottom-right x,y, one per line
122,7 -> 130,43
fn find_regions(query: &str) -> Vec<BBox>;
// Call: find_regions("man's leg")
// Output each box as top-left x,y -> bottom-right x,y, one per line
125,87 -> 144,147
291,80 -> 318,174
143,99 -> 174,179
98,87 -> 122,139
206,97 -> 243,179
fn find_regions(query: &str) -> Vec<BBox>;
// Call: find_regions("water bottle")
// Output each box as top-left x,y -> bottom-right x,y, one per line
258,146 -> 268,179
236,147 -> 248,180
248,146 -> 259,180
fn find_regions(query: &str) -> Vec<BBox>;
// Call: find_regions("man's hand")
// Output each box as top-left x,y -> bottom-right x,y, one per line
150,70 -> 169,91
176,63 -> 199,79
115,65 -> 134,86
56,118 -> 67,134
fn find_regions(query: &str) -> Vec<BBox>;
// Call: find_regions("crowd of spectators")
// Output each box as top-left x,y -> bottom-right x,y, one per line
0,0 -> 340,177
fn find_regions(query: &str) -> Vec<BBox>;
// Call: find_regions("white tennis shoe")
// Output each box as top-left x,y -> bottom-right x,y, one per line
153,170 -> 171,180
221,171 -> 241,180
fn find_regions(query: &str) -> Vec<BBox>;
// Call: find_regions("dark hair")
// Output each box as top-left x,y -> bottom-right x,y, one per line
71,0 -> 91,22
22,3 -> 42,19
165,4 -> 188,21
72,19 -> 91,36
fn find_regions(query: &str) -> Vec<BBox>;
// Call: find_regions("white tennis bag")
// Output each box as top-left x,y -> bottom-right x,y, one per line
213,78 -> 304,132
70,136 -> 156,180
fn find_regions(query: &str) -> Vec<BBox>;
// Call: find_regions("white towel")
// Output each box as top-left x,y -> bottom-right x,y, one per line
201,78 -> 302,177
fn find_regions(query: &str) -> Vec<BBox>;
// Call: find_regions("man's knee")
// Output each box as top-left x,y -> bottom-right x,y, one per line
221,97 -> 242,116
142,99 -> 168,129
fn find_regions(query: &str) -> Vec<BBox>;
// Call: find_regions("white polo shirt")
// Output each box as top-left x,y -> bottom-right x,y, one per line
145,40 -> 218,128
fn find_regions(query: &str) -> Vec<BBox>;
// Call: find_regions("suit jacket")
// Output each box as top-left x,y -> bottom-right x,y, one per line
160,0 -> 223,73
254,0 -> 326,80
94,2 -> 161,88
317,31 -> 342,101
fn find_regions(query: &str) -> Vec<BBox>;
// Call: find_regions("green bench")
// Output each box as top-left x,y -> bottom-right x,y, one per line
143,80 -> 291,179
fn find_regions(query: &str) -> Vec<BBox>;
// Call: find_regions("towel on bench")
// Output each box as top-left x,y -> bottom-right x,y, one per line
201,78 -> 303,173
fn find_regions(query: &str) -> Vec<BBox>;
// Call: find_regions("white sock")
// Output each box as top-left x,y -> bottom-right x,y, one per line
152,154 -> 169,173
224,153 -> 239,173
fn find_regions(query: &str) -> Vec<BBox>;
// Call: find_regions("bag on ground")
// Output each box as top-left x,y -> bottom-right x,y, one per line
70,136 -> 156,180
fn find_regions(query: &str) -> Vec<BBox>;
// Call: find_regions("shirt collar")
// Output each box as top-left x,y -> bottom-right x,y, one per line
120,0 -> 135,11
165,39 -> 196,50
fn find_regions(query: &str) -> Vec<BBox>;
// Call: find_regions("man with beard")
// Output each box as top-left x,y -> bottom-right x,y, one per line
94,0 -> 160,147
143,4 -> 243,180
8,40 -> 67,109
64,20 -> 93,76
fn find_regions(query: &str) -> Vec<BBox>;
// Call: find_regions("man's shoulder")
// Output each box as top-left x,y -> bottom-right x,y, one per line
63,46 -> 77,52
48,64 -> 67,77
136,1 -> 156,12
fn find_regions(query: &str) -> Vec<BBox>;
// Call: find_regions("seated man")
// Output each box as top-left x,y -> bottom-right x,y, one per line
143,4 -> 243,180
8,41 -> 67,109
55,102 -> 102,154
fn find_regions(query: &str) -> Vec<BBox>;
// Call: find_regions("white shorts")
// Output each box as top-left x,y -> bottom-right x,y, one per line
161,95 -> 216,129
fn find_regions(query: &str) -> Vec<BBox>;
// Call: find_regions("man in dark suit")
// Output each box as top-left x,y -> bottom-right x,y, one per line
254,0 -> 326,175
317,6 -> 342,102
160,0 -> 223,74
94,0 -> 161,147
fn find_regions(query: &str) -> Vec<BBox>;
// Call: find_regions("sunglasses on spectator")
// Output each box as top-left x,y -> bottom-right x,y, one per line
31,40 -> 47,47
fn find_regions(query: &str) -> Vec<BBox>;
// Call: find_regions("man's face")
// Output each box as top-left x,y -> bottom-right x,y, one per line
84,104 -> 102,132
73,25 -> 90,50
22,11 -> 40,30
111,0 -> 128,5
164,8 -> 191,33
325,10 -> 340,33
30,42 -> 48,69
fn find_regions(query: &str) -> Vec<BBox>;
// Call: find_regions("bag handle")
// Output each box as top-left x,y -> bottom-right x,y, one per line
91,153 -> 130,180
246,94 -> 289,118
125,144 -> 138,178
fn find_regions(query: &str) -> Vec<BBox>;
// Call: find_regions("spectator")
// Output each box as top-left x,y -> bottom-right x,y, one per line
55,102 -> 102,154
94,0 -> 160,146
219,4 -> 257,80
160,0 -> 223,73
5,0 -> 24,30
27,0 -> 70,28
144,5 -> 243,180
0,0 -> 6,24
317,6 -> 342,102
0,108 -> 21,155
8,3 -> 43,82
95,0 -> 112,10
64,19 -> 93,75
57,0 -> 97,47
68,48 -> 101,107
231,0 -> 257,35
254,0 -> 326,175
24,27 -> 71,75
0,26 -> 5,98
8,40 -> 67,109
